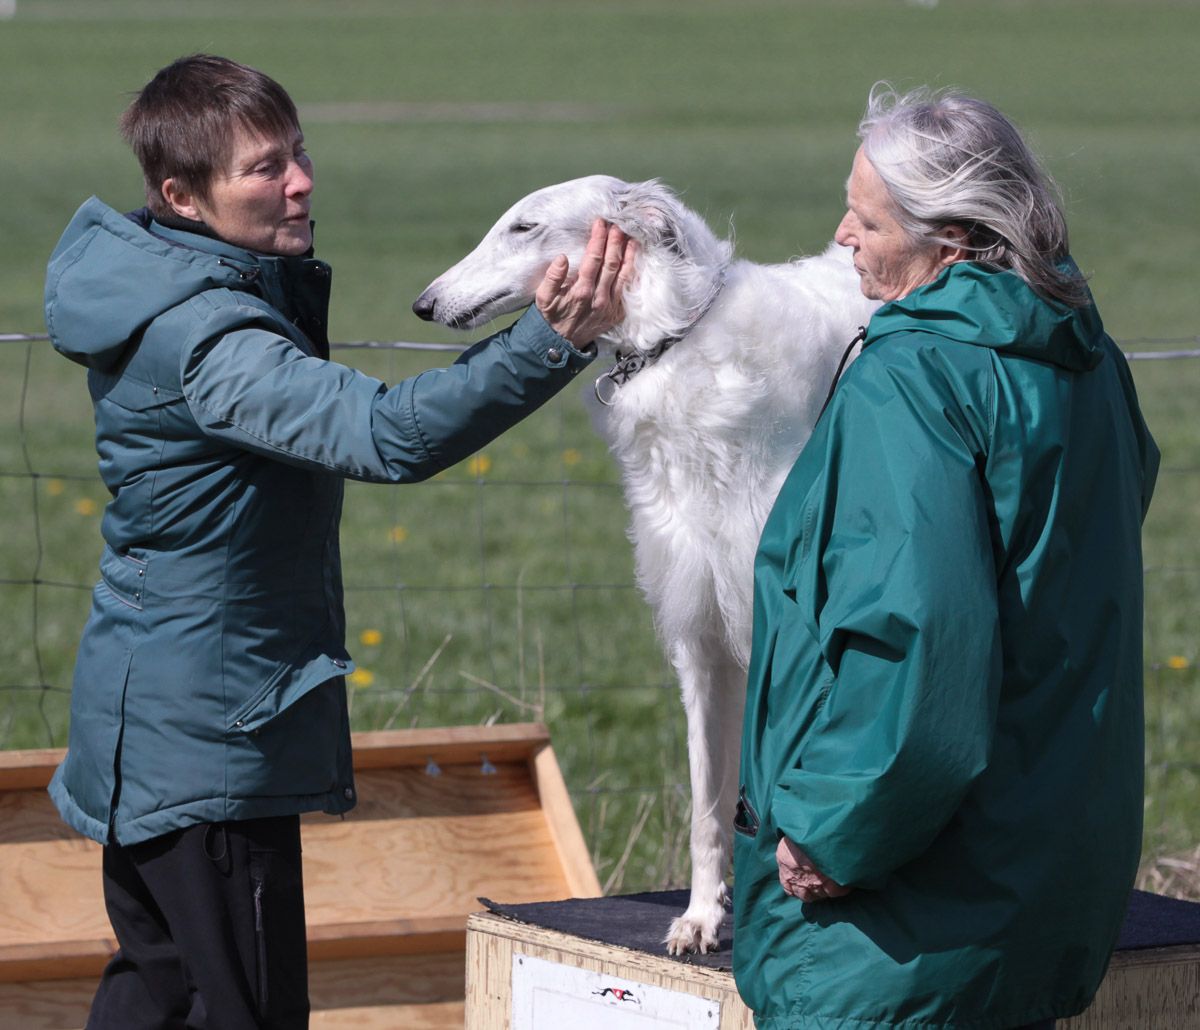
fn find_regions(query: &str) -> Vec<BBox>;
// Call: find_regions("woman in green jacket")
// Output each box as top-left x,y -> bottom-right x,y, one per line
733,85 -> 1158,1029
46,55 -> 633,1029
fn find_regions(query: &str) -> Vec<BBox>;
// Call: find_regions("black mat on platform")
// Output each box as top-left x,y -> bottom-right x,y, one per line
1114,889 -> 1200,950
482,889 -> 734,968
480,888 -> 1200,972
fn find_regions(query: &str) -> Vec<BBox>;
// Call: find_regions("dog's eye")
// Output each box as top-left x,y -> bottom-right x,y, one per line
509,222 -> 538,234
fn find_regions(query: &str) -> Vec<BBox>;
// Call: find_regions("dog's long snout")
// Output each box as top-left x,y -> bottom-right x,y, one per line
412,290 -> 436,322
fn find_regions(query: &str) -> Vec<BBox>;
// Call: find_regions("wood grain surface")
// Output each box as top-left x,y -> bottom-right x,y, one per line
0,724 -> 595,1029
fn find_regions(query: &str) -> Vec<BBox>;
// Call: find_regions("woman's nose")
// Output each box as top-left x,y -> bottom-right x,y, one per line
834,212 -> 854,246
287,161 -> 314,197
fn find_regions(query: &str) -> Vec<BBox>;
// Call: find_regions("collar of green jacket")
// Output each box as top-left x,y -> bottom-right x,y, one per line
44,196 -> 327,373
865,259 -> 1106,373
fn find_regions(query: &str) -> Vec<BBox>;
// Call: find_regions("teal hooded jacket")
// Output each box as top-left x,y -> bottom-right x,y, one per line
44,197 -> 594,845
733,262 -> 1158,1028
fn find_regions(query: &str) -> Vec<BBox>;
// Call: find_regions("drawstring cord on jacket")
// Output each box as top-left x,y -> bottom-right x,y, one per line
816,325 -> 868,422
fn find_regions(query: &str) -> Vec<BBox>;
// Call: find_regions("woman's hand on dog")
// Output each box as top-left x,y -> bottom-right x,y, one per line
776,836 -> 853,903
536,219 -> 637,349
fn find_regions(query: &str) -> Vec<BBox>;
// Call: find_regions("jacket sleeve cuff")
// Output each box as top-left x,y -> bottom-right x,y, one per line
471,306 -> 597,374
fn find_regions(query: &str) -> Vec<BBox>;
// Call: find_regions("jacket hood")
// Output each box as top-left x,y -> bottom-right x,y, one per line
867,260 -> 1105,372
44,198 -> 264,371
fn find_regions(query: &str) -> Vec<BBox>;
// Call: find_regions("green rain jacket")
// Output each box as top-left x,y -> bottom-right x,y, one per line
733,261 -> 1159,1028
44,197 -> 594,846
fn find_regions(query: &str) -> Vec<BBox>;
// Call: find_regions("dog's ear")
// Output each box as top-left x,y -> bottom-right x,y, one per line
614,180 -> 688,256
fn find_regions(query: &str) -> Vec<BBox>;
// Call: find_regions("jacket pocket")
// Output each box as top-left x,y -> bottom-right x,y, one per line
221,594 -> 349,735
90,370 -> 183,411
99,547 -> 148,611
226,649 -> 355,734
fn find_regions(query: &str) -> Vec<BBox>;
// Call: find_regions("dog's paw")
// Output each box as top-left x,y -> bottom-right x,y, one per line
664,910 -> 722,956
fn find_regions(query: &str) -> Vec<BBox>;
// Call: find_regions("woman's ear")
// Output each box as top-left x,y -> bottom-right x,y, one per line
939,224 -> 971,267
161,178 -> 202,221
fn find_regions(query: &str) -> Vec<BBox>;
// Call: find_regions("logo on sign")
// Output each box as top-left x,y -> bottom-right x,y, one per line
593,986 -> 640,1005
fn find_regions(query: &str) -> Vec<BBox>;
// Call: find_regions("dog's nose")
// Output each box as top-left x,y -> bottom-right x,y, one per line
412,292 -> 436,321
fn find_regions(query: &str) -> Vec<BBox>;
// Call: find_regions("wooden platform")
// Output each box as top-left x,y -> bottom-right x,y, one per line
0,723 -> 598,1029
466,894 -> 1200,1029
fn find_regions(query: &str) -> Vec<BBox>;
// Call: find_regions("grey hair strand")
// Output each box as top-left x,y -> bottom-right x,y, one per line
858,83 -> 1089,307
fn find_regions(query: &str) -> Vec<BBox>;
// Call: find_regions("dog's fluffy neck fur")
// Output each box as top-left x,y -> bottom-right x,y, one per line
608,252 -> 733,360
599,180 -> 735,359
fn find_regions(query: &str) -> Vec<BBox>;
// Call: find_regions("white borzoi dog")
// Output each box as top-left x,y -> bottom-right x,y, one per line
414,176 -> 877,954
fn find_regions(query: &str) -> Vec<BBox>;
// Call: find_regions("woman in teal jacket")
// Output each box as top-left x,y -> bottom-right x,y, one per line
46,55 -> 632,1028
733,86 -> 1158,1029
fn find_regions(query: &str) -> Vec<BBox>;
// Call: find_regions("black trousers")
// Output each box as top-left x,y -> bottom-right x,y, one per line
87,815 -> 309,1030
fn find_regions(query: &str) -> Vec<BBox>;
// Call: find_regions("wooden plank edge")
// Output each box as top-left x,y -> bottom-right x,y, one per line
0,938 -> 115,984
529,743 -> 602,898
346,723 -> 552,770
0,724 -> 555,791
0,918 -> 471,983
307,914 -> 467,950
1106,942 -> 1200,968
309,928 -> 466,962
0,748 -> 64,791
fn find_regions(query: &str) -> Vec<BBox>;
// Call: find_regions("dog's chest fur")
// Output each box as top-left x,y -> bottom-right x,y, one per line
588,250 -> 876,662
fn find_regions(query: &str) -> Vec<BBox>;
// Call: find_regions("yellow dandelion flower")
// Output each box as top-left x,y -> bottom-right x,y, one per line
74,498 -> 98,516
467,454 -> 492,477
562,448 -> 583,467
388,525 -> 408,544
359,628 -> 383,647
348,668 -> 375,689
46,478 -> 65,496
1165,655 -> 1190,671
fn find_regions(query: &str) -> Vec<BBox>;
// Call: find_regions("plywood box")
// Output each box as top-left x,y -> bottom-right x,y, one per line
465,893 -> 1200,1030
0,723 -> 597,1029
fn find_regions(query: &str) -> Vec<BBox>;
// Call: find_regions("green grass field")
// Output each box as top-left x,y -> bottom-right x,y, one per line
1,0 -> 1197,895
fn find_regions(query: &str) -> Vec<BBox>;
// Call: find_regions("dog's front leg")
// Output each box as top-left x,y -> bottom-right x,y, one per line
664,635 -> 745,955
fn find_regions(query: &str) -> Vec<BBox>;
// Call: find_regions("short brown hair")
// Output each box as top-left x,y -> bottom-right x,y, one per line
120,54 -> 301,219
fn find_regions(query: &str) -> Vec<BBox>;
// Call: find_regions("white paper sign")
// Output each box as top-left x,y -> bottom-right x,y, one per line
511,952 -> 721,1029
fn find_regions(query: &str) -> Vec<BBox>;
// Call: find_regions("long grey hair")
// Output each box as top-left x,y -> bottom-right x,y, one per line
858,83 -> 1090,307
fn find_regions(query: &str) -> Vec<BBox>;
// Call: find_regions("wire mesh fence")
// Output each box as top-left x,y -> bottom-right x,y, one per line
1,330 -> 1197,895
